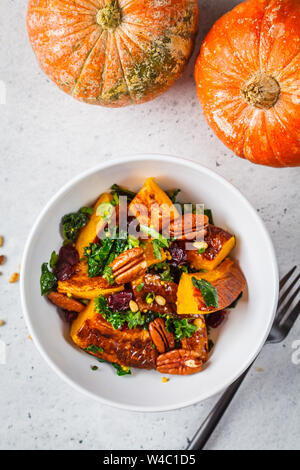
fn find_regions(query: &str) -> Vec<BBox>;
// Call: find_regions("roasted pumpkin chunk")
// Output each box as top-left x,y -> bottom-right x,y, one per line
71,301 -> 157,369
57,260 -> 124,299
132,273 -> 178,314
181,316 -> 208,363
129,177 -> 179,231
177,258 -> 246,314
187,225 -> 235,271
76,192 -> 113,257
144,239 -> 167,267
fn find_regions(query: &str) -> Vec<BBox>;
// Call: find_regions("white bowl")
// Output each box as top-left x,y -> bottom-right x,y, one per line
21,155 -> 278,412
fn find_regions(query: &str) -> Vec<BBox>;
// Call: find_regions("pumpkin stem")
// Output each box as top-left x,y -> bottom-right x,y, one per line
96,0 -> 122,31
241,72 -> 280,110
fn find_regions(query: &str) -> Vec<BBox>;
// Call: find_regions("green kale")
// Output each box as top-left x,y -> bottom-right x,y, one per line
81,207 -> 94,215
128,235 -> 140,248
140,225 -> 169,248
110,184 -> 136,202
166,188 -> 181,203
49,251 -> 58,270
114,233 -> 130,255
192,277 -> 218,308
204,209 -> 214,225
102,265 -> 114,284
165,317 -> 197,342
40,262 -> 57,296
151,239 -> 163,260
140,224 -> 169,260
227,292 -> 243,309
62,207 -> 93,243
126,310 -> 145,329
84,344 -> 104,354
136,283 -> 144,292
94,295 -> 113,318
95,356 -> 132,376
84,240 -> 114,278
112,363 -> 131,376
153,261 -> 173,281
94,295 -> 126,329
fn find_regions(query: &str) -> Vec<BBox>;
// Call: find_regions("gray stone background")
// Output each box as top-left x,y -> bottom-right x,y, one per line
0,0 -> 299,450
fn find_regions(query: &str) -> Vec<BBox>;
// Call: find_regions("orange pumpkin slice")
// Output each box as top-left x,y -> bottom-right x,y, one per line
76,192 -> 114,258
177,258 -> 246,315
129,177 -> 180,231
71,301 -> 157,369
187,225 -> 235,271
57,260 -> 124,300
144,239 -> 167,267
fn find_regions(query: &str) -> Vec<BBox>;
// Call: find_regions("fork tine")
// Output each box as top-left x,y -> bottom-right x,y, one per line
279,266 -> 297,290
276,284 -> 300,324
277,273 -> 300,309
281,298 -> 300,333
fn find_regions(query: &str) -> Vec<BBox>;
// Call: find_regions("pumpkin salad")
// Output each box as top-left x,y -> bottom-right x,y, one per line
40,178 -> 246,376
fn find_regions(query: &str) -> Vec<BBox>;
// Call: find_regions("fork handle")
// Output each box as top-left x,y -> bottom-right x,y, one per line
186,365 -> 252,450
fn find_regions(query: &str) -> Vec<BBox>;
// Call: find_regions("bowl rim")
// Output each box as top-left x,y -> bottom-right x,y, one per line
20,153 -> 279,412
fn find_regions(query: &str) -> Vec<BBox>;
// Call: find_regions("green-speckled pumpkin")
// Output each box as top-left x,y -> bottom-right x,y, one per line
27,0 -> 199,107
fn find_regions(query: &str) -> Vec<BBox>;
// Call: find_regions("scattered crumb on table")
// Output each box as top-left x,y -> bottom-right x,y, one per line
9,272 -> 19,283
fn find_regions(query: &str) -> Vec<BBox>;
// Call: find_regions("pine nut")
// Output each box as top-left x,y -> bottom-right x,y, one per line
193,241 -> 208,250
129,300 -> 139,313
155,295 -> 166,306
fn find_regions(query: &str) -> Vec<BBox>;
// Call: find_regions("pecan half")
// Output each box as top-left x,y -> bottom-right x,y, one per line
149,317 -> 175,353
47,291 -> 85,312
156,349 -> 203,375
165,214 -> 208,241
110,247 -> 147,284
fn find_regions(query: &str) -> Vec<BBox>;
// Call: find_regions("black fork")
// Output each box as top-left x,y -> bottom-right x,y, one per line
186,266 -> 300,450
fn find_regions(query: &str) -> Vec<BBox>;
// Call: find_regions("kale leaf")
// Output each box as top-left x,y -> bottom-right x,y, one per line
40,262 -> 57,295
165,317 -> 197,342
84,229 -> 131,279
126,310 -> 145,329
227,292 -> 243,309
62,207 -> 93,243
110,184 -> 136,202
192,277 -> 219,308
204,209 -> 214,225
112,363 -> 131,376
166,188 -> 181,203
84,344 -> 104,354
49,250 -> 58,269
152,261 -> 173,282
84,240 -> 114,278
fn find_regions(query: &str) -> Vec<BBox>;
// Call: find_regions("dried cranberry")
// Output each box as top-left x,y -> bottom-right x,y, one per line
107,291 -> 133,312
206,310 -> 226,328
57,308 -> 78,323
58,244 -> 79,265
54,244 -> 79,281
169,240 -> 188,267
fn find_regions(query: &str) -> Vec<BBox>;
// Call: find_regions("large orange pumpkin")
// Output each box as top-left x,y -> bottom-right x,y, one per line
195,0 -> 300,167
27,0 -> 198,107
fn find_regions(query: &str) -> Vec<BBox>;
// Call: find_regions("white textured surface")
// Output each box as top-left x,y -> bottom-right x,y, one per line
0,0 -> 299,450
